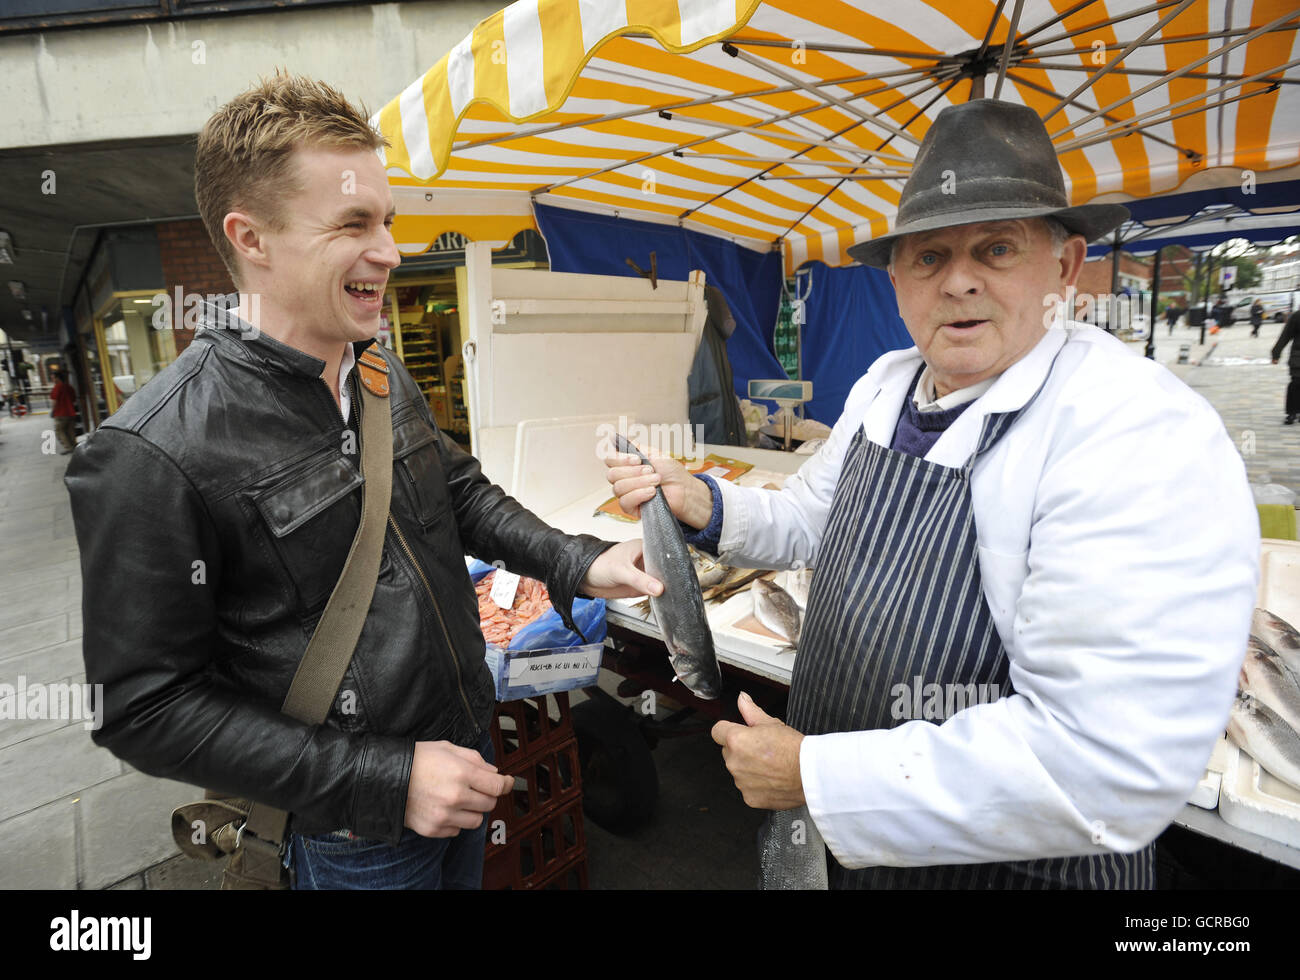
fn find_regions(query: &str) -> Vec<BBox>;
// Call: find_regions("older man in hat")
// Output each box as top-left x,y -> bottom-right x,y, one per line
607,100 -> 1258,889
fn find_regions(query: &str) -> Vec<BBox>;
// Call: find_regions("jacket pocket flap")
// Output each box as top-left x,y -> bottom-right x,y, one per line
393,414 -> 439,458
254,456 -> 363,537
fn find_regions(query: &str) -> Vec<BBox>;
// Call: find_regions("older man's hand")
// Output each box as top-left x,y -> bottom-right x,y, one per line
712,692 -> 806,810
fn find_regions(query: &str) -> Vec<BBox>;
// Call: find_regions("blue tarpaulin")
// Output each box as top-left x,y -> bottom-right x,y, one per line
798,261 -> 915,424
1085,180 -> 1300,257
535,205 -> 915,426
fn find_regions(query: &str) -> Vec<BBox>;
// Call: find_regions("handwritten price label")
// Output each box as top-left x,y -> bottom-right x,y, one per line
490,570 -> 521,610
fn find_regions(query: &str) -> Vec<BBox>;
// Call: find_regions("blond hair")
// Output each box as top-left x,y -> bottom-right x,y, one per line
195,72 -> 387,285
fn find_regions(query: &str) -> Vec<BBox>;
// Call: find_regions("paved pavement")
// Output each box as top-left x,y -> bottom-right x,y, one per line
0,318 -> 1295,891
1151,318 -> 1300,492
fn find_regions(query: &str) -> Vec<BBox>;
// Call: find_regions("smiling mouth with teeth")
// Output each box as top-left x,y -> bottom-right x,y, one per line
344,281 -> 383,297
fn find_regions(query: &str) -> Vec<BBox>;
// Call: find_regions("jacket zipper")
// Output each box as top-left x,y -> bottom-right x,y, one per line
326,365 -> 479,734
388,504 -> 479,735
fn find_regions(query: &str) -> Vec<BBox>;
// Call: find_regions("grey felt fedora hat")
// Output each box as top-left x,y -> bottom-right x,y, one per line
847,99 -> 1129,268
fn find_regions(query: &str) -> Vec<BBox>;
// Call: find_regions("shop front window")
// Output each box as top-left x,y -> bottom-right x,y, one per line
95,292 -> 176,412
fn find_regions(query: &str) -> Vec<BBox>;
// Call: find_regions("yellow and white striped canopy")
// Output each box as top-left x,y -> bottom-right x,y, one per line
375,0 -> 1300,274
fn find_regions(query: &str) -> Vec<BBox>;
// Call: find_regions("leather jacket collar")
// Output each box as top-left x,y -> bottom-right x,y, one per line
197,299 -> 377,380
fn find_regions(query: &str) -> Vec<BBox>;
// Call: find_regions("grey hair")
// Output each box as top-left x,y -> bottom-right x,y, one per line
888,215 -> 1073,269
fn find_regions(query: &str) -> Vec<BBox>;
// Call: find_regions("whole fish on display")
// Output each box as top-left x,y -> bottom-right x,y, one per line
691,548 -> 730,588
1239,636 -> 1300,735
752,579 -> 802,652
702,567 -> 769,603
783,566 -> 814,609
1227,692 -> 1300,792
615,434 -> 722,700
1251,608 -> 1300,675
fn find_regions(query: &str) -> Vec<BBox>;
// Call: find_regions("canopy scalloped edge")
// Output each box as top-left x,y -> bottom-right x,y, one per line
374,0 -> 765,184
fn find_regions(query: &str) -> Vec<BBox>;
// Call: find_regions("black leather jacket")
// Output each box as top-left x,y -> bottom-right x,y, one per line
63,310 -> 614,844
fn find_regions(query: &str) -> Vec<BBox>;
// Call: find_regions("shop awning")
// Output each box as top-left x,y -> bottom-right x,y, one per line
1085,178 -> 1300,255
374,0 -> 1300,275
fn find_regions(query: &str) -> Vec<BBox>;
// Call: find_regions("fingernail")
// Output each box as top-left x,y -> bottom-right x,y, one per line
642,465 -> 652,474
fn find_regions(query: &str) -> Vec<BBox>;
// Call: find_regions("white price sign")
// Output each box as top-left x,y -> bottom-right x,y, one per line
490,570 -> 521,610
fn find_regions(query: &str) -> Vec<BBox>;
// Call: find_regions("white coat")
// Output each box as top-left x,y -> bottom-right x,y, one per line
712,321 -> 1259,869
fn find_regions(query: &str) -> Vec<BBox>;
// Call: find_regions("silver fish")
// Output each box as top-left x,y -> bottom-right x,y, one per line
691,547 -> 730,589
752,578 -> 802,650
1240,636 -> 1300,734
1252,608 -> 1300,675
1227,692 -> 1300,792
616,435 -> 721,699
703,567 -> 766,603
759,805 -> 828,889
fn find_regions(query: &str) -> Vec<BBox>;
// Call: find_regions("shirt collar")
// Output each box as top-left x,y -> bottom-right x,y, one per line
913,366 -> 998,413
337,342 -> 356,421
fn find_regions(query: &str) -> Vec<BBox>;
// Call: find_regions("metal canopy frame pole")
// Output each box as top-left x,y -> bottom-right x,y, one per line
1006,71 -> 1190,156
759,172 -> 917,181
1118,205 -> 1243,247
1026,0 -> 1198,49
533,66 -> 947,197
715,37 -> 962,61
1200,250 -> 1213,344
1110,229 -> 1122,333
661,111 -> 916,164
724,44 -> 924,147
451,65 -> 937,155
681,70 -> 958,226
977,0 -> 1012,60
1147,246 -> 1161,360
1054,72 -> 1292,155
1015,59 -> 1300,86
1015,0 -> 1106,46
992,0 -> 1027,100
1047,8 -> 1300,139
673,152 -> 911,172
1041,0 -> 1199,122
1027,21 -> 1300,60
775,76 -> 961,243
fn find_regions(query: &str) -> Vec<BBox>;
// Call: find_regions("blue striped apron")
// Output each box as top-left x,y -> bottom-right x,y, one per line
771,377 -> 1155,889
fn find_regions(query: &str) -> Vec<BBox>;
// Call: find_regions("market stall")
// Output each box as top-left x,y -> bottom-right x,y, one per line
373,0 -> 1300,878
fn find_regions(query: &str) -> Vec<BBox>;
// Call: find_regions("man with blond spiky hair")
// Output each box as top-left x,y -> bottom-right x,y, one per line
65,73 -> 659,890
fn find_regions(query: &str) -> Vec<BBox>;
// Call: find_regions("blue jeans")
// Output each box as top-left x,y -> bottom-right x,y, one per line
289,730 -> 495,890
